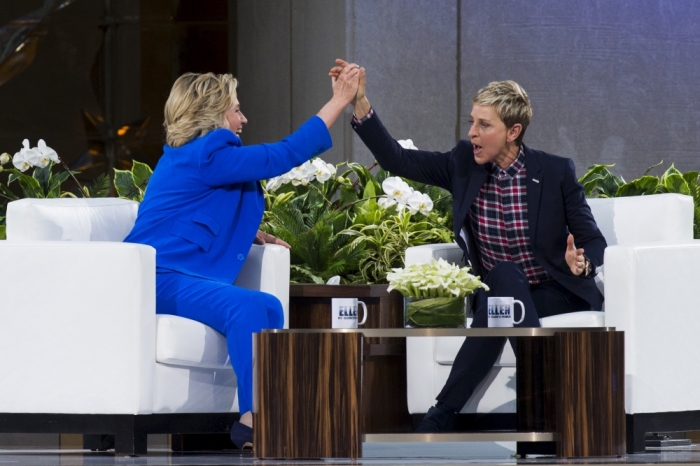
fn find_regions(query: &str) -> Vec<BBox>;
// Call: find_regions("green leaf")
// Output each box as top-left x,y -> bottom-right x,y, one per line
0,184 -> 19,201
660,173 -> 690,195
642,160 -> 664,176
661,164 -> 683,180
682,171 -> 699,189
114,168 -> 140,200
578,164 -> 617,185
131,160 -> 152,188
339,186 -> 358,208
17,175 -> 44,198
85,173 -> 112,198
32,163 -> 52,195
616,176 -> 659,197
47,171 -> 71,198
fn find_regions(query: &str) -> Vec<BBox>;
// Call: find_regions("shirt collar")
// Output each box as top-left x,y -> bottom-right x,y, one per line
490,146 -> 525,179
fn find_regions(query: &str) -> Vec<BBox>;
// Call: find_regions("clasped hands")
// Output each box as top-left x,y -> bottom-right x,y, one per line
329,59 -> 368,115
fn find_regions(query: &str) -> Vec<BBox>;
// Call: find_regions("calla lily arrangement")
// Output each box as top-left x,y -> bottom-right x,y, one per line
387,258 -> 488,299
261,139 -> 455,284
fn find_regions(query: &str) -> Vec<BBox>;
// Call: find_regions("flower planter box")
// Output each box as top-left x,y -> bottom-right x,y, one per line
289,284 -> 411,433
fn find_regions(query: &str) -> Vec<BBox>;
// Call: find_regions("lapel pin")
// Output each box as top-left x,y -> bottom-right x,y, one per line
533,179 -> 540,183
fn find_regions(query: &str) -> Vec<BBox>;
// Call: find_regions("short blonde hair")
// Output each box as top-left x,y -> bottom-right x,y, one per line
164,72 -> 238,148
472,81 -> 532,145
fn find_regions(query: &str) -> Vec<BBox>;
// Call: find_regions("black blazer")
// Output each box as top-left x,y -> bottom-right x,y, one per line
353,112 -> 606,309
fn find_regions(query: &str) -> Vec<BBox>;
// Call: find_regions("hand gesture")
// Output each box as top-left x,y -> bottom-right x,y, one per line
330,60 -> 361,106
565,234 -> 586,276
329,59 -> 365,105
254,230 -> 291,249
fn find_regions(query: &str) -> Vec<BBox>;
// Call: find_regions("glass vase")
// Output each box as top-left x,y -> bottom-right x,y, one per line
403,296 -> 466,328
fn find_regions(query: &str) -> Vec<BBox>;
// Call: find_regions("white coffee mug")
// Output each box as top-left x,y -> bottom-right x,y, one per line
331,298 -> 368,329
487,297 -> 526,328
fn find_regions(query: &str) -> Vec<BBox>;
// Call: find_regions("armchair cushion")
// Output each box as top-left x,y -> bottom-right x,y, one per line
6,198 -> 138,242
156,315 -> 231,370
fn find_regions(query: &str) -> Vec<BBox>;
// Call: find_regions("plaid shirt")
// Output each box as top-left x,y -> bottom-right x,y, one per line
468,150 -> 550,284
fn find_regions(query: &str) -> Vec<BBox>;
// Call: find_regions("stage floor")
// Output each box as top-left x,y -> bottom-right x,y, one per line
2,443 -> 700,465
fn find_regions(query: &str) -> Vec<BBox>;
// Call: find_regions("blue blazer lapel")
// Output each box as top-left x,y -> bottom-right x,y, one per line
525,146 -> 543,242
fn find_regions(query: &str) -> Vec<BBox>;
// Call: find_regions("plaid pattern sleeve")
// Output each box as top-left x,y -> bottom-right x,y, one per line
351,108 -> 375,129
468,150 -> 550,284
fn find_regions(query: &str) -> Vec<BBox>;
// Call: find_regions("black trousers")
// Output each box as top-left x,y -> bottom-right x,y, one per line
436,261 -> 591,410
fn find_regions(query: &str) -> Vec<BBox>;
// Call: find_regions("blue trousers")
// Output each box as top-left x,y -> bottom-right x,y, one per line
155,270 -> 284,414
436,261 -> 590,410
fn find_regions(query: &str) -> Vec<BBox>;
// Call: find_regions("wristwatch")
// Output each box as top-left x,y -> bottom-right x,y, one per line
582,255 -> 592,277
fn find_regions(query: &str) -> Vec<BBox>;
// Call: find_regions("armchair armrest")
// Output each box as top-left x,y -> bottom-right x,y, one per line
0,241 -> 156,414
234,244 -> 290,328
604,240 -> 700,414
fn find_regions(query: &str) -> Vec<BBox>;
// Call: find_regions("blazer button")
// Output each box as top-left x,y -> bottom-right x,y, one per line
237,254 -> 245,261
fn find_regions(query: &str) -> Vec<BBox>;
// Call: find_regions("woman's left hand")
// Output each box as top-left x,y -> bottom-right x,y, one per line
254,230 -> 291,249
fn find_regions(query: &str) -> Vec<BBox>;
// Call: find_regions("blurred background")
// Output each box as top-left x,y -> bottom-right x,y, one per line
0,0 -> 699,188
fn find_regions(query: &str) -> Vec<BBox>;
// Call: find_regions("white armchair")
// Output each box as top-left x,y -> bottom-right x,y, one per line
0,198 -> 290,454
406,193 -> 699,452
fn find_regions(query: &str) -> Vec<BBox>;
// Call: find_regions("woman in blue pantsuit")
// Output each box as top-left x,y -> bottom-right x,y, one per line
125,65 -> 360,449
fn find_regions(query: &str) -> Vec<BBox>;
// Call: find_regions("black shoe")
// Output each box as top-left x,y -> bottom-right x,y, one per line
230,421 -> 253,451
416,403 -> 457,432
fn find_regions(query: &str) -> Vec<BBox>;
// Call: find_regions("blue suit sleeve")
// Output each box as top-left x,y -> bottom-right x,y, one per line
198,116 -> 332,186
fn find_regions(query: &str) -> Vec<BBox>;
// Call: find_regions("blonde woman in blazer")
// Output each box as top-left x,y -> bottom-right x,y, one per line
126,65 -> 360,449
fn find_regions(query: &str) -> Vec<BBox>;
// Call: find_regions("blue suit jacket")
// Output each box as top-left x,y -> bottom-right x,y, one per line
125,116 -> 332,284
353,111 -> 606,309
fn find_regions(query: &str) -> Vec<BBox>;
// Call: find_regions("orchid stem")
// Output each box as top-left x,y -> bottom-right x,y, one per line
58,158 -> 89,198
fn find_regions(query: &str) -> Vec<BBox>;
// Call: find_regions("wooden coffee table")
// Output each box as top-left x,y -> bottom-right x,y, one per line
253,327 -> 624,459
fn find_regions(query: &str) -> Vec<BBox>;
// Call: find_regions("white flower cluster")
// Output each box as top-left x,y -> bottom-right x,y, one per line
377,139 -> 433,215
11,139 -> 59,172
266,158 -> 337,191
387,258 -> 489,299
378,176 -> 433,215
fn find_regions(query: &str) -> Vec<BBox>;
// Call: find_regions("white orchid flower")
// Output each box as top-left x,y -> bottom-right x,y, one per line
312,158 -> 334,183
407,191 -> 434,215
289,160 -> 315,185
13,139 -> 42,172
397,139 -> 418,150
0,153 -> 10,165
266,176 -> 283,192
377,196 -> 397,209
380,176 -> 413,210
35,139 -> 60,167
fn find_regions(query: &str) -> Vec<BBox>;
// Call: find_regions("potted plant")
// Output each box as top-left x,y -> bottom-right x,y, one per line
579,162 -> 700,238
387,258 -> 488,328
260,141 -> 454,285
